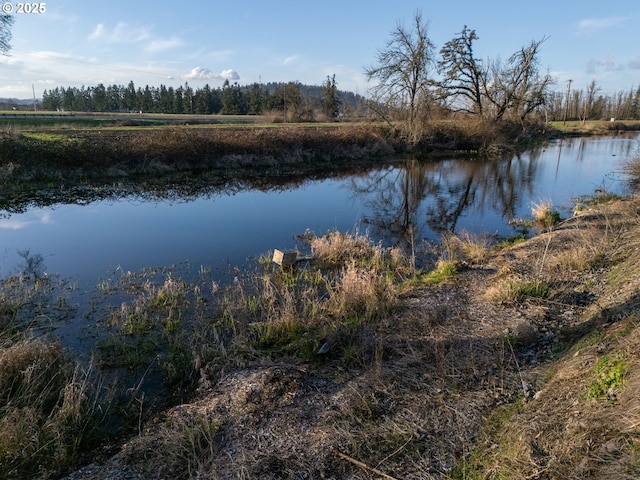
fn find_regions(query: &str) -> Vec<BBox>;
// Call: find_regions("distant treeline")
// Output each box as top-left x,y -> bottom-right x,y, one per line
546,81 -> 640,122
38,79 -> 368,121
17,78 -> 640,124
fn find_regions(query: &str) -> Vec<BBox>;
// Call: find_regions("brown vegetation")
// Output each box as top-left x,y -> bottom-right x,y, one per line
0,124 -> 399,182
2,126 -> 640,479
51,192 -> 640,479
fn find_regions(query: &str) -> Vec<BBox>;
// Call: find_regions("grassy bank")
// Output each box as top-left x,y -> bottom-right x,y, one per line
3,177 -> 640,477
2,121 -> 640,478
2,116 -> 635,187
0,117 -> 554,215
0,116 -> 568,186
0,124 -> 399,182
547,119 -> 640,136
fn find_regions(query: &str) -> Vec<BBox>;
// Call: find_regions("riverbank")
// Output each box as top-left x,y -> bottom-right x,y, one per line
51,190 -> 640,479
2,185 -> 640,478
0,119 -> 524,215
1,121 -> 640,478
1,117 -> 638,183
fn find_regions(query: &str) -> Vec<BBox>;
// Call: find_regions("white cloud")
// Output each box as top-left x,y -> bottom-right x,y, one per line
578,17 -> 628,33
586,55 -> 622,74
87,23 -> 106,41
87,22 -> 152,44
220,69 -> 239,81
0,218 -> 31,230
0,211 -> 52,230
283,55 -> 300,66
145,36 -> 185,53
87,22 -> 183,53
184,67 -> 239,81
629,57 -> 640,70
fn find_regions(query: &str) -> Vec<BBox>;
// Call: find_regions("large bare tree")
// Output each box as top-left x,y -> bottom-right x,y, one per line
483,37 -> 553,122
364,10 -> 435,142
437,26 -> 485,116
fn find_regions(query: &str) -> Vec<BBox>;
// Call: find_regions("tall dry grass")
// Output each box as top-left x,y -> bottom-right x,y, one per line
531,199 -> 561,231
0,338 -> 103,479
218,231 -> 409,358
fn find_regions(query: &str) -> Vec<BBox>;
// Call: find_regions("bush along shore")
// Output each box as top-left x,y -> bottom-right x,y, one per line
0,125 -> 398,182
0,118 -> 563,182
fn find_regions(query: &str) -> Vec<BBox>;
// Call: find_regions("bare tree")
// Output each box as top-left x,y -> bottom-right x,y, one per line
483,37 -> 553,122
0,2 -> 13,55
364,10 -> 435,142
437,26 -> 485,115
582,80 -> 600,122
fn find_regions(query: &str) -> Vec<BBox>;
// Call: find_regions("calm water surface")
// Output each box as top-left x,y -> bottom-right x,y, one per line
1,134 -> 638,288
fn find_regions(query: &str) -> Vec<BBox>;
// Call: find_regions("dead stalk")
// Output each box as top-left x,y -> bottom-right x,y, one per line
335,451 -> 400,480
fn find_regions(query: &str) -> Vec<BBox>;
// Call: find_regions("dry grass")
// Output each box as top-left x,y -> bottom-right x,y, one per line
531,198 -> 561,231
5,195 -> 640,479
484,275 -> 550,304
39,196 -> 639,479
0,338 -> 103,479
624,153 -> 640,188
459,197 -> 640,479
219,231 -> 409,358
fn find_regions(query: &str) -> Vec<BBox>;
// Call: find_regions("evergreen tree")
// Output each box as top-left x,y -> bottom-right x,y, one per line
141,85 -> 153,112
322,74 -> 340,120
93,83 -> 107,112
123,81 -> 137,111
221,80 -> 245,114
173,86 -> 184,115
183,83 -> 194,114
247,83 -> 265,115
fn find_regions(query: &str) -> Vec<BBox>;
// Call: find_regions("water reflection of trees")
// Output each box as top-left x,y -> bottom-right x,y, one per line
0,164 -> 378,217
350,152 -> 541,245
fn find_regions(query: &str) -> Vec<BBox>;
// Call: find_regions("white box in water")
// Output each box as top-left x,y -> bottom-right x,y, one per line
272,249 -> 297,266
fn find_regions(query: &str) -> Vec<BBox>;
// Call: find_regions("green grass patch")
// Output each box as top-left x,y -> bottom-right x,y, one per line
588,354 -> 628,401
451,396 -> 526,480
485,277 -> 550,304
422,260 -> 458,285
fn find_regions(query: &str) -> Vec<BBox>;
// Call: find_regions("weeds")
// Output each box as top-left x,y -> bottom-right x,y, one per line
588,354 -> 628,401
485,276 -> 549,304
623,153 -> 640,188
421,259 -> 459,285
224,231 -> 408,357
0,339 -> 105,479
531,199 -> 561,231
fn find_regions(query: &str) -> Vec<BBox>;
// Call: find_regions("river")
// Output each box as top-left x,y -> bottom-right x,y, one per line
1,133 -> 638,289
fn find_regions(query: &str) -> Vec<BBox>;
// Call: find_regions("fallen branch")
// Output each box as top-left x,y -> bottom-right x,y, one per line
335,451 -> 399,480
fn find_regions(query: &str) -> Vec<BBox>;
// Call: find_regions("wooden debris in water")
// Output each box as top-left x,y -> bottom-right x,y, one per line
272,249 -> 298,267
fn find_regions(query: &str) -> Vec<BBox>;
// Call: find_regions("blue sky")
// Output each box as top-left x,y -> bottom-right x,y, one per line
1,0 -> 639,100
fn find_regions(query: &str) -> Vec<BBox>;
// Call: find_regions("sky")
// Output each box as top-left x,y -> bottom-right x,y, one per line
0,0 -> 639,100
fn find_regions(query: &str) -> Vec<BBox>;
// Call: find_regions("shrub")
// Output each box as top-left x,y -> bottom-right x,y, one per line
588,354 -> 628,401
531,199 -> 561,230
